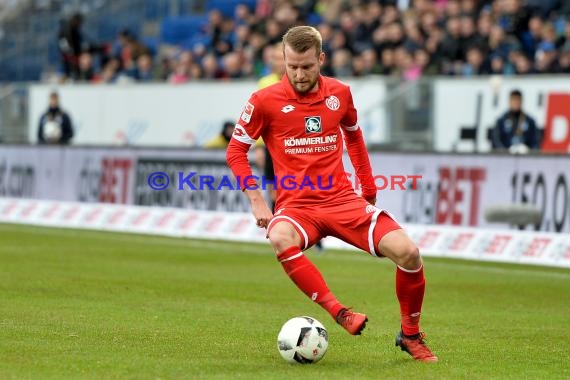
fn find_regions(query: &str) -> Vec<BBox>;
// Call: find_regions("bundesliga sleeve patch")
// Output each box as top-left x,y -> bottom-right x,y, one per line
240,102 -> 255,123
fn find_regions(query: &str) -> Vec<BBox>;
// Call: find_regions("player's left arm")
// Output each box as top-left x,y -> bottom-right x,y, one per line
340,88 -> 377,205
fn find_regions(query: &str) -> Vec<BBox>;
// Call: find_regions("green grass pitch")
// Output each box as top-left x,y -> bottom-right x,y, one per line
0,223 -> 569,379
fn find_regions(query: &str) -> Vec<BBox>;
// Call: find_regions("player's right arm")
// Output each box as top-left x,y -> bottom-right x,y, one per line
226,94 -> 274,228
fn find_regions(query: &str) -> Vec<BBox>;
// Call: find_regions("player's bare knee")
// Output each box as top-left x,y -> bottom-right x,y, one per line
268,225 -> 301,254
398,244 -> 421,269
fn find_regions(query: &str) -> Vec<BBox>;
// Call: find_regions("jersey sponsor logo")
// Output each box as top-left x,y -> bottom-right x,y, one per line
240,102 -> 254,123
325,95 -> 340,111
281,105 -> 295,113
284,134 -> 337,147
305,116 -> 322,133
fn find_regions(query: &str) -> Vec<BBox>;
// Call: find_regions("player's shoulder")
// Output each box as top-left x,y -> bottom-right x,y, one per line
321,76 -> 351,92
248,81 -> 286,112
253,80 -> 284,99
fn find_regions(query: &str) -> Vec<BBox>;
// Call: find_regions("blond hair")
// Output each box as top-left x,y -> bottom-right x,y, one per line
282,26 -> 322,56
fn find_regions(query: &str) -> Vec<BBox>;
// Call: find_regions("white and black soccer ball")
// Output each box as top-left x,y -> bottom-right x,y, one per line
277,316 -> 328,364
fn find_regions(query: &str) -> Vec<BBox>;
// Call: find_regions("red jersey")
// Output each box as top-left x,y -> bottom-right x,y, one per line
227,75 -> 376,209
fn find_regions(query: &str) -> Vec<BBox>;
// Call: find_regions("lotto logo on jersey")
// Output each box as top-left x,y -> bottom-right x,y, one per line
305,116 -> 322,133
241,102 -> 254,123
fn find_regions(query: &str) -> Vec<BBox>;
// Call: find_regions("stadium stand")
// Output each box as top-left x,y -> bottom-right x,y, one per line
1,0 -> 570,83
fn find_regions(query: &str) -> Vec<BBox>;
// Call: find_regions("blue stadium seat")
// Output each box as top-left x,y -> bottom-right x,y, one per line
306,12 -> 323,26
160,15 -> 208,45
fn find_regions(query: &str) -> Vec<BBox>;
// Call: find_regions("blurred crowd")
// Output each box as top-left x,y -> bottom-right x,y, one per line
57,0 -> 570,84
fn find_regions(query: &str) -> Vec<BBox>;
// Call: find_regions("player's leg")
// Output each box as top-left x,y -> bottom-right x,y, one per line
321,198 -> 434,353
376,224 -> 437,362
377,228 -> 424,335
267,215 -> 366,335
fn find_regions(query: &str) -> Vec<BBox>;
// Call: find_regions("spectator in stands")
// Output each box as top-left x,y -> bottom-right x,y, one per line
534,41 -> 559,73
462,45 -> 490,76
57,13 -> 84,79
204,121 -> 234,148
490,54 -> 507,74
459,15 -> 484,58
76,52 -> 95,82
234,3 -> 256,26
521,15 -> 544,58
415,48 -> 438,76
258,42 -> 285,87
221,51 -> 247,79
135,53 -> 155,82
168,51 -> 193,84
201,53 -> 223,79
492,89 -> 539,152
558,42 -> 570,73
512,51 -> 535,74
116,29 -> 149,77
95,57 -> 120,84
440,16 -> 462,70
36,0 -> 570,83
331,48 -> 353,77
488,25 -> 515,62
477,11 -> 493,42
233,24 -> 252,52
498,0 -> 530,38
37,92 -> 74,145
394,47 -> 421,80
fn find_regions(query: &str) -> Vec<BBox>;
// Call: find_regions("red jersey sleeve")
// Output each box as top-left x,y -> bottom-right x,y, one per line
340,88 -> 376,201
340,86 -> 357,128
226,94 -> 266,189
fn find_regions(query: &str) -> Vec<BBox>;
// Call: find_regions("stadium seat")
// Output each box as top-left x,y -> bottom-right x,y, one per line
160,15 -> 208,45
306,12 -> 323,26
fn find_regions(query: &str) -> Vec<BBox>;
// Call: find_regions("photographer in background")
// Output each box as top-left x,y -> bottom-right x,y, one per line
37,92 -> 74,145
492,89 -> 540,153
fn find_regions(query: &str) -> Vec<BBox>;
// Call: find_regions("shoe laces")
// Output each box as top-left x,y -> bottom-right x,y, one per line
336,308 -> 353,326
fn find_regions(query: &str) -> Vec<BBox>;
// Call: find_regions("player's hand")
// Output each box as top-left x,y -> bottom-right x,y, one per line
252,199 -> 273,228
245,189 -> 273,228
364,195 -> 377,206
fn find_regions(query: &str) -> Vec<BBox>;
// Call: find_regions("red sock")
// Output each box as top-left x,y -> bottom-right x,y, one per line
277,246 -> 344,319
396,264 -> 426,336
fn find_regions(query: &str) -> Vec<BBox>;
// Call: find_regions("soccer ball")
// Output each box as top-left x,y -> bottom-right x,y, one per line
43,120 -> 62,142
277,316 -> 328,364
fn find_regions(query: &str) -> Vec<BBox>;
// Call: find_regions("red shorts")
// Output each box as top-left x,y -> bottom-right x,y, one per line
267,196 -> 402,256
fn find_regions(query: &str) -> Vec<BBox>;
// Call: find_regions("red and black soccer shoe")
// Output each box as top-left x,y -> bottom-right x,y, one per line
336,308 -> 368,335
395,331 -> 438,362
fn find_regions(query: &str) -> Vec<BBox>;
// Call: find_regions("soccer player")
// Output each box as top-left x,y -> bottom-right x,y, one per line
226,26 -> 437,362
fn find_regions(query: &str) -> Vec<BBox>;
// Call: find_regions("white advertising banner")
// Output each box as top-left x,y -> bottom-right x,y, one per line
28,79 -> 387,146
1,146 -> 569,232
433,77 -> 570,152
1,197 -> 568,268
